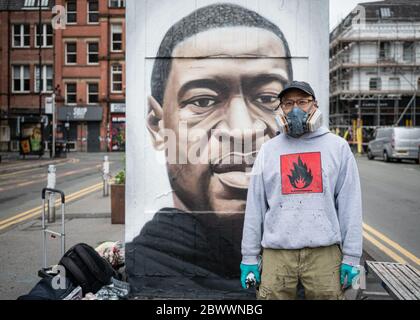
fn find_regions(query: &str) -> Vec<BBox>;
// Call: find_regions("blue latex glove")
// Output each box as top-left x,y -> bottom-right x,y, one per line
240,263 -> 261,289
340,264 -> 360,288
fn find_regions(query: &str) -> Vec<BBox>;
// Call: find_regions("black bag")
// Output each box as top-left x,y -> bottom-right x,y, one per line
59,243 -> 116,295
17,276 -> 76,300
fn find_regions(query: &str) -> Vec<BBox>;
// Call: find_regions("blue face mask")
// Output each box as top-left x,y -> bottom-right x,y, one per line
286,107 -> 309,138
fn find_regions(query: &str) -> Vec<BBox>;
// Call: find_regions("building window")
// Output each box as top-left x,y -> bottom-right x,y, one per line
35,65 -> 53,93
66,42 -> 77,64
111,64 -> 123,93
66,83 -> 77,104
35,24 -> 53,48
369,78 -> 381,91
87,83 -> 99,104
379,41 -> 391,60
12,65 -> 30,93
24,0 -> 49,7
109,0 -> 125,8
87,42 -> 99,64
111,24 -> 122,52
66,0 -> 77,24
12,24 -> 30,48
403,42 -> 414,62
380,7 -> 391,18
87,0 -> 99,24
341,80 -> 349,91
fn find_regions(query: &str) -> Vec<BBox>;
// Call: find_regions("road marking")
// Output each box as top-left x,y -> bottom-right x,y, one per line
0,182 -> 104,231
0,165 -> 102,192
363,223 -> 420,265
363,231 -> 407,264
0,161 -> 71,179
0,182 -> 103,226
0,158 -> 72,175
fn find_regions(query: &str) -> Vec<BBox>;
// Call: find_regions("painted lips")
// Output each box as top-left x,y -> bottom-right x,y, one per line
211,153 -> 256,189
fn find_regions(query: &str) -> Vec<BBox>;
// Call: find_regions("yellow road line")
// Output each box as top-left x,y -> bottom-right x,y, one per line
363,230 -> 407,264
0,161 -> 70,179
0,182 -> 103,230
0,165 -> 102,192
0,182 -> 102,226
0,184 -> 102,231
363,223 -> 420,265
0,158 -> 71,176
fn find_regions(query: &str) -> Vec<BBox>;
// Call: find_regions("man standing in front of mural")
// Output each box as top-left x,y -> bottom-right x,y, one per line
240,81 -> 363,300
126,3 -> 294,298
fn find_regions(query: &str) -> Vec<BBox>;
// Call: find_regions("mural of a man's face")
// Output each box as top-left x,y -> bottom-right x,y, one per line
148,26 -> 290,214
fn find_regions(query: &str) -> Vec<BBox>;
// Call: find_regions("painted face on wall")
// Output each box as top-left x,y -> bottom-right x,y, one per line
147,26 -> 290,214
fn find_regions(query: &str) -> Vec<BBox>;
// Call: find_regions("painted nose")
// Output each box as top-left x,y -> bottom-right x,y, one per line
226,96 -> 254,130
216,96 -> 267,143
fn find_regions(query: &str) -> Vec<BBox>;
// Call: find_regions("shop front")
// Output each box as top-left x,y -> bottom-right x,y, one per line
58,106 -> 103,152
109,103 -> 126,152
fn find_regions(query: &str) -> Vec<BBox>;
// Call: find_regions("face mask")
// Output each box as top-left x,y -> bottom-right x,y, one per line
286,107 -> 308,137
275,106 -> 323,138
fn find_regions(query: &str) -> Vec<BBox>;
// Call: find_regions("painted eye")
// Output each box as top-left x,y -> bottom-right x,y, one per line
183,96 -> 219,109
255,95 -> 278,104
254,94 -> 280,110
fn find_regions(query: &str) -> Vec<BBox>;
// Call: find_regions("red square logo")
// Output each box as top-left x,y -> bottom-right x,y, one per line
280,152 -> 323,194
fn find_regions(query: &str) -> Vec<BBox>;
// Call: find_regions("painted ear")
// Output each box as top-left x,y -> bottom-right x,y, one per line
146,96 -> 165,150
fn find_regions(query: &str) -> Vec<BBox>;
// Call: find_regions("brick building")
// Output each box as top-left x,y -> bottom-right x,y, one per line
0,0 -> 126,153
54,0 -> 126,152
0,0 -> 55,152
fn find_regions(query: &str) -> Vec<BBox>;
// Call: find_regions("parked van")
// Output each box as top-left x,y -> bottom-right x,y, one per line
367,127 -> 420,163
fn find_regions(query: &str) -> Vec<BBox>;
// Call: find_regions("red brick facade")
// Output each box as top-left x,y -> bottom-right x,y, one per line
0,4 -> 54,151
54,0 -> 126,152
0,0 -> 126,152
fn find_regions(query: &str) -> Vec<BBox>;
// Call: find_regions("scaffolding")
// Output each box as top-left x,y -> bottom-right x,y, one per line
330,11 -> 420,148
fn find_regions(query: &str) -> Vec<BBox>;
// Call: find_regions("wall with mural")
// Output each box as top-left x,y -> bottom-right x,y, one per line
125,0 -> 329,298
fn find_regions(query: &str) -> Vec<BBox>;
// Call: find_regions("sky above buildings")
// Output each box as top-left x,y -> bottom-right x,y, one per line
330,0 -> 383,30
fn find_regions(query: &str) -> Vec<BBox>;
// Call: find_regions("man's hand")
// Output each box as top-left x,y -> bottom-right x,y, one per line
340,264 -> 360,288
240,263 -> 261,289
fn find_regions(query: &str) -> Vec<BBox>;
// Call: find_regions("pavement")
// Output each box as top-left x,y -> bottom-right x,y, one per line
0,152 -> 125,300
1,151 -> 418,300
0,188 -> 124,300
356,154 -> 420,265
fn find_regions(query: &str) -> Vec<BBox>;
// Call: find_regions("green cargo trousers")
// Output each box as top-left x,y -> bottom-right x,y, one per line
256,245 -> 345,300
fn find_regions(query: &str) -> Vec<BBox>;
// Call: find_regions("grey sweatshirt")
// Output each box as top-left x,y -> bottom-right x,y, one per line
241,126 -> 363,267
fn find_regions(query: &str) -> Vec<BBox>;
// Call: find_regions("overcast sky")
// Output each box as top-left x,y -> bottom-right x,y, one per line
330,0 -> 383,31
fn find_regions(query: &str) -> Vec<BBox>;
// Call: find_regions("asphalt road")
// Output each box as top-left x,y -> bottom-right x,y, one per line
357,155 -> 420,265
0,152 -> 418,267
0,153 -> 124,223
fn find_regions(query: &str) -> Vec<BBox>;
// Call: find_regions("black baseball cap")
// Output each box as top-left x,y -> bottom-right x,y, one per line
278,81 -> 316,101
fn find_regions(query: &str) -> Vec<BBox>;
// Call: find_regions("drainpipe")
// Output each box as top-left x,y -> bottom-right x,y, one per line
106,12 -> 111,152
38,0 -> 42,116
7,1 -> 11,151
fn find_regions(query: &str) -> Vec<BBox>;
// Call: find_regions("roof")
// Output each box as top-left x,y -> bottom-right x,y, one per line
0,0 -> 55,11
359,0 -> 420,21
331,0 -> 420,38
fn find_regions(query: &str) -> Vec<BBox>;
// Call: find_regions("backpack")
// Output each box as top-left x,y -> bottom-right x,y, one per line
17,276 -> 77,300
59,243 -> 116,295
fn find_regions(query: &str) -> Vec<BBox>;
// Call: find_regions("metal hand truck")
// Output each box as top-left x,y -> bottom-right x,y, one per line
38,188 -> 66,278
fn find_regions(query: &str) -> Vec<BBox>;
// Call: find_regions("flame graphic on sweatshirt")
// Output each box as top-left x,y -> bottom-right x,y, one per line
288,156 -> 313,189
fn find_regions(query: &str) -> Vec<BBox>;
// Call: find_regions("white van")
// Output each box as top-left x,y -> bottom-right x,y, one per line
367,127 -> 420,163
